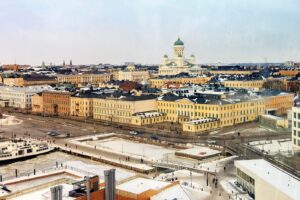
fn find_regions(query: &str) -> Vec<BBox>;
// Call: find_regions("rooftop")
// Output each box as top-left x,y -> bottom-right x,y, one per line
117,177 -> 170,194
235,159 -> 300,200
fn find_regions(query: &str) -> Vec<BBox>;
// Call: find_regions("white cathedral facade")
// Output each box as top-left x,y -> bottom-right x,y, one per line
158,37 -> 204,76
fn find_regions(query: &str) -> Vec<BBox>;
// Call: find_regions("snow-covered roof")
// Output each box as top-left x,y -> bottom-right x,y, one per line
235,159 -> 300,200
117,177 -> 170,194
150,184 -> 191,200
184,118 -> 219,125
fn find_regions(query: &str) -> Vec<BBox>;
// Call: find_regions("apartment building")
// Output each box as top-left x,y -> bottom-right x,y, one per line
57,73 -> 111,85
93,94 -> 157,124
157,93 -> 265,128
0,85 -> 51,109
70,92 -> 95,118
222,80 -> 265,90
292,106 -> 300,151
42,91 -> 74,116
149,76 -> 211,88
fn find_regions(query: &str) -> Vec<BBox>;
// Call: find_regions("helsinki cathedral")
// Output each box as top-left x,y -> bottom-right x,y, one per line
158,37 -> 203,76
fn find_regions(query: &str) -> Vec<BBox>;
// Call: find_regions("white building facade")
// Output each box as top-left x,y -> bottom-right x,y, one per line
292,106 -> 300,151
235,159 -> 300,200
0,85 -> 52,109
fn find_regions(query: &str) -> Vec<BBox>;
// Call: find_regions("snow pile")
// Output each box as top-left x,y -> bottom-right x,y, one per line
0,114 -> 22,126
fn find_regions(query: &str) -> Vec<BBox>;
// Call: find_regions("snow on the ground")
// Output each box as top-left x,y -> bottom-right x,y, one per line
248,139 -> 293,155
156,170 -> 212,196
197,156 -> 238,173
182,186 -> 211,200
176,146 -> 221,158
0,114 -> 22,126
86,137 -> 176,160
221,180 -> 253,200
117,177 -> 170,194
64,160 -> 134,182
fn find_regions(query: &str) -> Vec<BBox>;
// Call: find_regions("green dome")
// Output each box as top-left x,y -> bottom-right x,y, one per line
174,37 -> 184,46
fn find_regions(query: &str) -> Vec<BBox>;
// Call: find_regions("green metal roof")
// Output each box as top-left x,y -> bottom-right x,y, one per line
174,37 -> 184,46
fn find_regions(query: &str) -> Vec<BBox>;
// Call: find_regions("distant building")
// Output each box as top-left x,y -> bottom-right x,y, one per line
292,106 -> 300,151
222,80 -> 265,90
1,64 -> 30,71
149,75 -> 211,88
2,74 -> 57,86
57,73 -> 111,85
235,159 -> 300,200
117,65 -> 150,82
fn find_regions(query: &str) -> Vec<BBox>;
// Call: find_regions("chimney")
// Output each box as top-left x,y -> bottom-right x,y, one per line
104,169 -> 116,200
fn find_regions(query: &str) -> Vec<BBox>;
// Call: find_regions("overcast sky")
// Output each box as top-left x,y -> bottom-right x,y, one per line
0,0 -> 299,65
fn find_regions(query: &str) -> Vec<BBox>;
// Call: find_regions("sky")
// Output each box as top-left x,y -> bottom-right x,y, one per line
0,0 -> 300,66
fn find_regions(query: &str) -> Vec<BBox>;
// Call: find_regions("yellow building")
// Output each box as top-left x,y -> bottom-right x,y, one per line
31,93 -> 43,113
93,95 -> 157,124
278,69 -> 300,77
183,118 -> 219,132
70,95 -> 94,118
149,76 -> 211,88
264,92 -> 294,115
222,80 -> 265,90
57,73 -> 111,85
3,77 -> 23,86
157,96 -> 265,129
3,75 -> 57,86
209,70 -> 259,75
131,111 -> 166,126
259,115 -> 289,129
117,65 -> 150,81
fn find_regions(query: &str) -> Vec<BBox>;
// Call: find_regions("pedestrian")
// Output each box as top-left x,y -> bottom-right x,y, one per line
224,166 -> 226,171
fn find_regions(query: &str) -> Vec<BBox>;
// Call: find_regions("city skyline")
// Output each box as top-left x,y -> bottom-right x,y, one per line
0,0 -> 300,65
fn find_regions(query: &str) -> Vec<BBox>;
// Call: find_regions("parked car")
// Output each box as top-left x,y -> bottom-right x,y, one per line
150,135 -> 159,140
47,131 -> 60,137
129,131 -> 138,135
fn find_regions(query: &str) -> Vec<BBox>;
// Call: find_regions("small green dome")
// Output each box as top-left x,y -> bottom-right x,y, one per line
174,37 -> 184,46
163,54 -> 168,58
190,54 -> 195,57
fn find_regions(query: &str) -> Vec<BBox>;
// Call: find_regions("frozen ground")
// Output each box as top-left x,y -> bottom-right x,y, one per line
156,169 -> 229,200
248,139 -> 293,155
197,156 -> 238,173
85,137 -> 176,160
221,180 -> 253,200
176,146 -> 221,159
